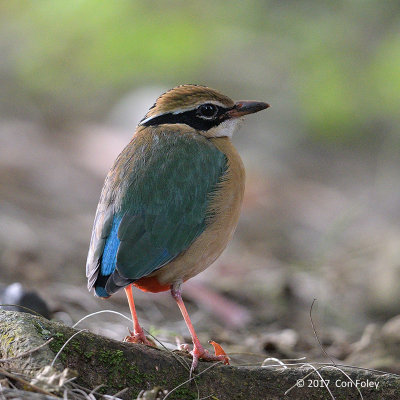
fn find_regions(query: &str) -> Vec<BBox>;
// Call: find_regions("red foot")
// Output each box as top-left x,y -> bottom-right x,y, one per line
180,341 -> 230,373
124,329 -> 156,347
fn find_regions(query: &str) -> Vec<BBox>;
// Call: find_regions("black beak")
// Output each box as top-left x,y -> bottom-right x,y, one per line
226,101 -> 270,118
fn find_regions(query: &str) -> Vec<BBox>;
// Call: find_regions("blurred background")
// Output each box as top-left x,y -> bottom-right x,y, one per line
1,0 -> 400,369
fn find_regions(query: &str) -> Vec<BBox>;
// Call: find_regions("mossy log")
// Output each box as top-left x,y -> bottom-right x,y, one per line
0,310 -> 399,399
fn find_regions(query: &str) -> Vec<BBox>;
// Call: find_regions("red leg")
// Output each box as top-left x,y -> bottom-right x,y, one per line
171,282 -> 229,372
124,284 -> 155,346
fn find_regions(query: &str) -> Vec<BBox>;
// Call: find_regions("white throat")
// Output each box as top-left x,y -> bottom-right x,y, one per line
208,118 -> 242,138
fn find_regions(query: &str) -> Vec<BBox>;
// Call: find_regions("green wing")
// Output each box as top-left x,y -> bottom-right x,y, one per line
86,129 -> 227,295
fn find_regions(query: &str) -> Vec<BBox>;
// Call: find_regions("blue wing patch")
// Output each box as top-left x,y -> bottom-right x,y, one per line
100,214 -> 122,276
95,286 -> 110,298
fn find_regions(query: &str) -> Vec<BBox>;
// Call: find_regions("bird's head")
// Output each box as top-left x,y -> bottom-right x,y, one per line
138,85 -> 269,138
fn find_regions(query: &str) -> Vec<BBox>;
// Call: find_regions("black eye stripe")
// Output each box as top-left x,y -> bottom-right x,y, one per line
141,105 -> 232,131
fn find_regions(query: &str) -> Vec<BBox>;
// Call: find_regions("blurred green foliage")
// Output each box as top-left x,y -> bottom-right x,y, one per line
0,0 -> 399,143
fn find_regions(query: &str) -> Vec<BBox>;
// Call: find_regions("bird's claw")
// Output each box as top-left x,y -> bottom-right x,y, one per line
124,329 -> 156,347
190,346 -> 229,373
178,343 -> 192,352
179,340 -> 230,373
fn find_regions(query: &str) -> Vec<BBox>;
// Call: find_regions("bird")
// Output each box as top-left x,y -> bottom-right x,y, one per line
86,84 -> 269,372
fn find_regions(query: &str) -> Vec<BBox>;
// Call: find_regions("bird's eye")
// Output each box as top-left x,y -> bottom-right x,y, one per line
197,104 -> 218,119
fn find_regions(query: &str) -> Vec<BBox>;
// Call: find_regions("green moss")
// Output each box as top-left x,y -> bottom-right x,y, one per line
48,332 -> 66,353
98,349 -> 125,365
97,349 -> 147,389
71,340 -> 81,352
41,330 -> 80,365
84,350 -> 94,360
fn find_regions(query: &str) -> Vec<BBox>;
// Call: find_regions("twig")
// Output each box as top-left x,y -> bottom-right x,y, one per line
284,363 -> 335,398
108,386 -> 129,399
310,298 -> 336,365
164,361 -> 222,400
261,357 -> 288,369
0,367 -> 56,397
51,329 -> 88,367
143,328 -> 191,372
316,362 -> 400,378
328,365 -> 364,400
72,310 -> 132,328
